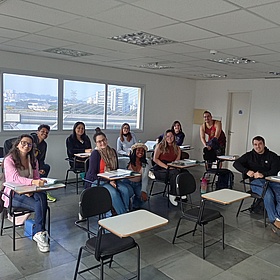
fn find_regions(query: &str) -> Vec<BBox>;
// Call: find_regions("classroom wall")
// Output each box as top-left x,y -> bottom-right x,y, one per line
192,78 -> 280,161
0,51 -> 196,179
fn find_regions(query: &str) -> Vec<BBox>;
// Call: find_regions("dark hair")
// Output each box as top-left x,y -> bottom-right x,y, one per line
120,123 -> 132,142
8,134 -> 37,169
37,124 -> 50,131
252,136 -> 265,145
203,110 -> 212,116
171,120 -> 182,133
93,131 -> 107,143
95,127 -> 101,134
129,147 -> 148,167
72,121 -> 86,140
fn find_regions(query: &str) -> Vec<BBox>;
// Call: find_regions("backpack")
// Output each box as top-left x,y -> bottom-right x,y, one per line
215,169 -> 234,190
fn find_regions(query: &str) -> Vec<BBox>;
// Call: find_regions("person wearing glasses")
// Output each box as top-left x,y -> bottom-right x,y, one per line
31,124 -> 56,203
84,131 -> 132,215
117,123 -> 137,156
2,134 -> 49,253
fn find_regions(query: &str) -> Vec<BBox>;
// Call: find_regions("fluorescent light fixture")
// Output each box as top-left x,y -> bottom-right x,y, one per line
198,73 -> 227,78
139,62 -> 173,69
44,48 -> 93,57
110,31 -> 176,47
209,57 -> 255,64
268,71 -> 280,75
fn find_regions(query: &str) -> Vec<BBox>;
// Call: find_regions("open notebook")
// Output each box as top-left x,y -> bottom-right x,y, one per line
98,169 -> 140,179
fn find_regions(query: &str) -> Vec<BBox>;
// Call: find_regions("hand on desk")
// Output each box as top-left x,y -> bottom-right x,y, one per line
32,179 -> 47,187
85,149 -> 92,153
247,170 -> 264,179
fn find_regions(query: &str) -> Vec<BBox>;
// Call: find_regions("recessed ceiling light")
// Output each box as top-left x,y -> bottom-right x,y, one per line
209,57 -> 256,64
44,48 -> 93,57
109,31 -> 176,47
139,62 -> 173,69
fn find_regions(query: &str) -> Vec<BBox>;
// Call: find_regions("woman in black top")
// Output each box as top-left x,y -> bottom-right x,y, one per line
66,122 -> 92,168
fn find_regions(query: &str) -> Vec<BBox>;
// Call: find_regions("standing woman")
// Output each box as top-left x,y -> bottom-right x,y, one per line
84,131 -> 132,215
66,121 -> 92,168
117,123 -> 137,156
153,129 -> 182,206
2,134 -> 49,253
171,120 -> 185,146
124,143 -> 150,209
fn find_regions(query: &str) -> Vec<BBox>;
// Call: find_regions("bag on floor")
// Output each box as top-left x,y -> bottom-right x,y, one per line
216,169 -> 234,190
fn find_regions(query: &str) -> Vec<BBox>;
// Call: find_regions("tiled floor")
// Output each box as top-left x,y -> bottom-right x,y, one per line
1,166 -> 280,280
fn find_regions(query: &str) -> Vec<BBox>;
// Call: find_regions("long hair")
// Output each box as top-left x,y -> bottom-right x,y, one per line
159,129 -> 179,155
8,134 -> 37,169
128,148 -> 148,167
72,121 -> 87,141
120,123 -> 132,142
171,120 -> 182,134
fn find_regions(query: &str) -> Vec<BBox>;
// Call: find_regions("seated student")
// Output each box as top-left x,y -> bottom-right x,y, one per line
153,129 -> 186,206
84,131 -> 132,215
117,123 -> 137,156
2,134 -> 49,253
31,124 -> 56,203
66,121 -> 92,169
123,143 -> 150,209
233,136 -> 280,233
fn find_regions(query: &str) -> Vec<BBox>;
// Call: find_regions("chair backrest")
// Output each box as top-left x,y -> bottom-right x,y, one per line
79,187 -> 112,219
176,172 -> 196,196
3,137 -> 17,156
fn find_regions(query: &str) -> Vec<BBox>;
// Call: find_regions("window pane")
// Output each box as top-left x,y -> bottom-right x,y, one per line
3,73 -> 58,131
106,85 -> 141,129
63,80 -> 106,130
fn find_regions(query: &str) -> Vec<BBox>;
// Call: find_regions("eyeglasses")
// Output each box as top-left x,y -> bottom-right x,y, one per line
96,138 -> 107,144
20,141 -> 33,147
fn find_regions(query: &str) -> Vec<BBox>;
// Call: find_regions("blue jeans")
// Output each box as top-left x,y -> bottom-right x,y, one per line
12,192 -> 48,234
123,179 -> 143,209
251,179 -> 280,223
91,180 -> 132,215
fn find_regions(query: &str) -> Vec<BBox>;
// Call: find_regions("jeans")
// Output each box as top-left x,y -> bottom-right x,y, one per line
123,179 -> 143,209
12,192 -> 48,234
91,180 -> 132,215
251,179 -> 280,223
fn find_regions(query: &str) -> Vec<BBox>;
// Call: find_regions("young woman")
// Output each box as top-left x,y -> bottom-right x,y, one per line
123,143 -> 150,209
171,120 -> 185,146
153,129 -> 182,206
2,134 -> 49,253
116,123 -> 137,156
66,121 -> 92,168
84,131 -> 132,215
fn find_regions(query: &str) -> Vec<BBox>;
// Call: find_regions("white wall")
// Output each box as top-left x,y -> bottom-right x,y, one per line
193,78 -> 280,160
0,51 -> 196,179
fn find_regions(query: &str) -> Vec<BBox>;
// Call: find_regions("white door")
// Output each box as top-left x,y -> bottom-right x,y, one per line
227,92 -> 251,159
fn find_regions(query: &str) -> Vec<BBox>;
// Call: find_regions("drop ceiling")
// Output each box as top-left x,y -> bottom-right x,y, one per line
1,0 -> 280,80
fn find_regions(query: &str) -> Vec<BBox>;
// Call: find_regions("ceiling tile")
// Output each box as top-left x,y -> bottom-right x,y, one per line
227,0 -> 279,8
221,46 -> 274,57
250,2 -> 280,24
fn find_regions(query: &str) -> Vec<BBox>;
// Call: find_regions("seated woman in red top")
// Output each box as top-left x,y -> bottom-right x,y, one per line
153,129 -> 183,206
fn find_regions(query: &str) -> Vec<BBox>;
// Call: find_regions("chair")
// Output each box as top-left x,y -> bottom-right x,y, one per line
236,176 -> 268,227
172,172 -> 224,259
0,188 -> 50,251
64,156 -> 89,194
3,137 -> 17,156
74,187 -> 140,280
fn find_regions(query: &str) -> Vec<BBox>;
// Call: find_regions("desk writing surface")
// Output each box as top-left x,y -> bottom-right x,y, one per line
217,155 -> 239,161
168,159 -> 199,169
98,209 -> 168,238
98,169 -> 141,180
201,189 -> 251,205
266,176 -> 280,183
4,182 -> 65,195
74,152 -> 91,157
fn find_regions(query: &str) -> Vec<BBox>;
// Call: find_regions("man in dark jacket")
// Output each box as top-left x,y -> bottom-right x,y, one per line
31,124 -> 56,203
233,136 -> 280,230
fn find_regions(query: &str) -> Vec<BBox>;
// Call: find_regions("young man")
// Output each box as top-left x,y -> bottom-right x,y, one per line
233,136 -> 280,232
31,124 -> 56,203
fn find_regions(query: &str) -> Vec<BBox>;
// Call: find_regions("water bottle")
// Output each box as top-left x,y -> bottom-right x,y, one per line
201,178 -> 208,194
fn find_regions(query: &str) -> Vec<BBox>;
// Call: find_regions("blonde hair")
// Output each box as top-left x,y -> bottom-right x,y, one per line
158,129 -> 179,155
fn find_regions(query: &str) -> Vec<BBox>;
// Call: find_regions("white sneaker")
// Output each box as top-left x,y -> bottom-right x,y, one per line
148,171 -> 155,180
33,231 -> 50,253
168,195 -> 178,206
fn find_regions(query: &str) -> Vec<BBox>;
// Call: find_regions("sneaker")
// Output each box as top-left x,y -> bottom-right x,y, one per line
148,171 -> 155,180
33,231 -> 50,253
168,195 -> 178,206
47,192 -> 57,203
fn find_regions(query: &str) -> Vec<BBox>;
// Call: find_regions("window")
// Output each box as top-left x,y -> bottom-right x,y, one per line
2,73 -> 143,131
3,73 -> 58,131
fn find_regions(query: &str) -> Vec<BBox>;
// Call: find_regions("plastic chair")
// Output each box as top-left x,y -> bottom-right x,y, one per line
0,189 -> 50,251
172,172 -> 224,259
74,187 -> 140,280
236,176 -> 268,227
